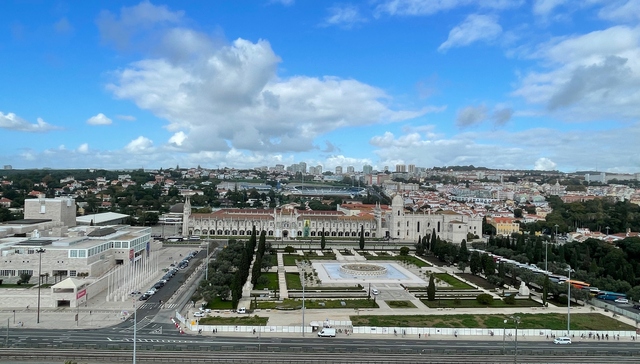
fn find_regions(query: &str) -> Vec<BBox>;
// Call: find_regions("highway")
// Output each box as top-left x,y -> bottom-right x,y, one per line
4,324 -> 640,361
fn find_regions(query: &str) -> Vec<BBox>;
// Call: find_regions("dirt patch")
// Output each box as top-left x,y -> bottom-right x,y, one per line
458,273 -> 497,290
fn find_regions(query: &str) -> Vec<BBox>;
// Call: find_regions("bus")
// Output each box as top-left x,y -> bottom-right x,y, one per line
563,279 -> 590,290
596,291 -> 626,301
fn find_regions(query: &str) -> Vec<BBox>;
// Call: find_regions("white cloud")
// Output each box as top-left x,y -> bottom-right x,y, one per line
116,114 -> 136,121
598,0 -> 640,22
534,157 -> 557,170
375,0 -> 522,17
369,122 -> 640,173
86,113 -> 113,125
125,136 -> 154,154
322,5 -> 367,28
96,0 -> 184,50
0,112 -> 61,132
438,14 -> 502,52
168,131 -> 187,146
77,143 -> 89,153
513,25 -> 640,120
107,35 -> 432,154
533,0 -> 567,16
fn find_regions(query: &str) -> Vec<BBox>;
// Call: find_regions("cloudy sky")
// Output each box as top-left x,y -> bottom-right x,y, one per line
2,0 -> 640,173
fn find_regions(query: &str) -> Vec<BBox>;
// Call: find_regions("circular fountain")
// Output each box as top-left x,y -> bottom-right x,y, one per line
339,263 -> 388,277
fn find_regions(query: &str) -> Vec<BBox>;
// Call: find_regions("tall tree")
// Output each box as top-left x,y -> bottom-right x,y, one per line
427,274 -> 436,301
542,275 -> 550,305
359,225 -> 365,250
415,235 -> 425,256
469,251 -> 481,275
430,229 -> 437,253
320,228 -> 326,250
458,239 -> 469,263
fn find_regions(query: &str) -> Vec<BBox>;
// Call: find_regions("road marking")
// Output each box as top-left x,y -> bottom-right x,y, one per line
107,338 -> 112,341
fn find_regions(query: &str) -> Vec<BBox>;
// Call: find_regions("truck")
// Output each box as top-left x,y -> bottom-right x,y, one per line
318,328 -> 336,337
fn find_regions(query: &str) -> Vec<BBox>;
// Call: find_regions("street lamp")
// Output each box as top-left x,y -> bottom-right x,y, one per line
35,248 -> 46,324
566,265 -> 574,337
605,226 -> 610,237
510,315 -> 521,364
502,319 -> 507,354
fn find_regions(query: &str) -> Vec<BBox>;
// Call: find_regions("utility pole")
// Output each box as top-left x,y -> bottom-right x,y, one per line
302,263 -> 306,338
567,266 -> 572,337
36,248 -> 46,324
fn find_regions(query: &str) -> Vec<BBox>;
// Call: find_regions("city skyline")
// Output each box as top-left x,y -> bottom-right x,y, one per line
2,1 -> 640,173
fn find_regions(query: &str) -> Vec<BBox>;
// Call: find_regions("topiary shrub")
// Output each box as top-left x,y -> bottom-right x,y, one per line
504,294 -> 516,305
476,293 -> 494,305
284,246 -> 295,253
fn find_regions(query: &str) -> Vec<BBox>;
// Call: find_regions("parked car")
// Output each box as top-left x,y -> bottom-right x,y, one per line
553,337 -> 572,344
615,298 -> 629,304
138,294 -> 150,301
193,311 -> 206,317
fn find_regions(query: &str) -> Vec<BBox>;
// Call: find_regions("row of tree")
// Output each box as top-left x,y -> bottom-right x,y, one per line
415,229 -> 637,303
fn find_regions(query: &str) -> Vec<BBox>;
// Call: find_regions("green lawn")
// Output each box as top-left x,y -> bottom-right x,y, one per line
387,300 -> 417,309
350,313 -> 635,331
285,273 -> 302,290
433,273 -> 474,290
421,298 -> 542,309
256,298 -> 379,310
198,315 -> 268,325
365,255 -> 429,267
282,254 -> 301,266
253,272 -> 279,291
203,296 -> 235,310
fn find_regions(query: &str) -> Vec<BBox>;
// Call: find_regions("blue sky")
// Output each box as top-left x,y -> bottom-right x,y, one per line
2,0 -> 640,173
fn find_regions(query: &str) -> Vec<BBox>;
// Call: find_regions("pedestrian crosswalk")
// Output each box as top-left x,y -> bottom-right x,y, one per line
138,303 -> 179,310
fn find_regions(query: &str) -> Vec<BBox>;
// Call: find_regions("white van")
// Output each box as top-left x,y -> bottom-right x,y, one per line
318,328 -> 336,337
371,288 -> 379,295
237,307 -> 246,314
553,336 -> 572,344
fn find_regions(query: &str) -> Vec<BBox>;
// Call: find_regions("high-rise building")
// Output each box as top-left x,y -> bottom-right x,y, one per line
395,164 -> 407,173
335,166 -> 343,175
346,166 -> 355,173
408,164 -> 416,174
363,164 -> 373,174
299,162 -> 307,174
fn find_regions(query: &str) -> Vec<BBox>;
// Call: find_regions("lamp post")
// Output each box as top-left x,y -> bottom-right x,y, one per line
35,248 -> 46,324
511,315 -> 521,364
302,263 -> 306,338
566,265 -> 573,337
502,319 -> 507,354
133,298 -> 137,364
605,226 -> 610,237
205,240 -> 210,280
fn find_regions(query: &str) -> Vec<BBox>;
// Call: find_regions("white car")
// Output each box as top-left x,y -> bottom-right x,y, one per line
615,298 -> 629,304
193,311 -> 206,317
553,337 -> 572,344
145,289 -> 156,296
